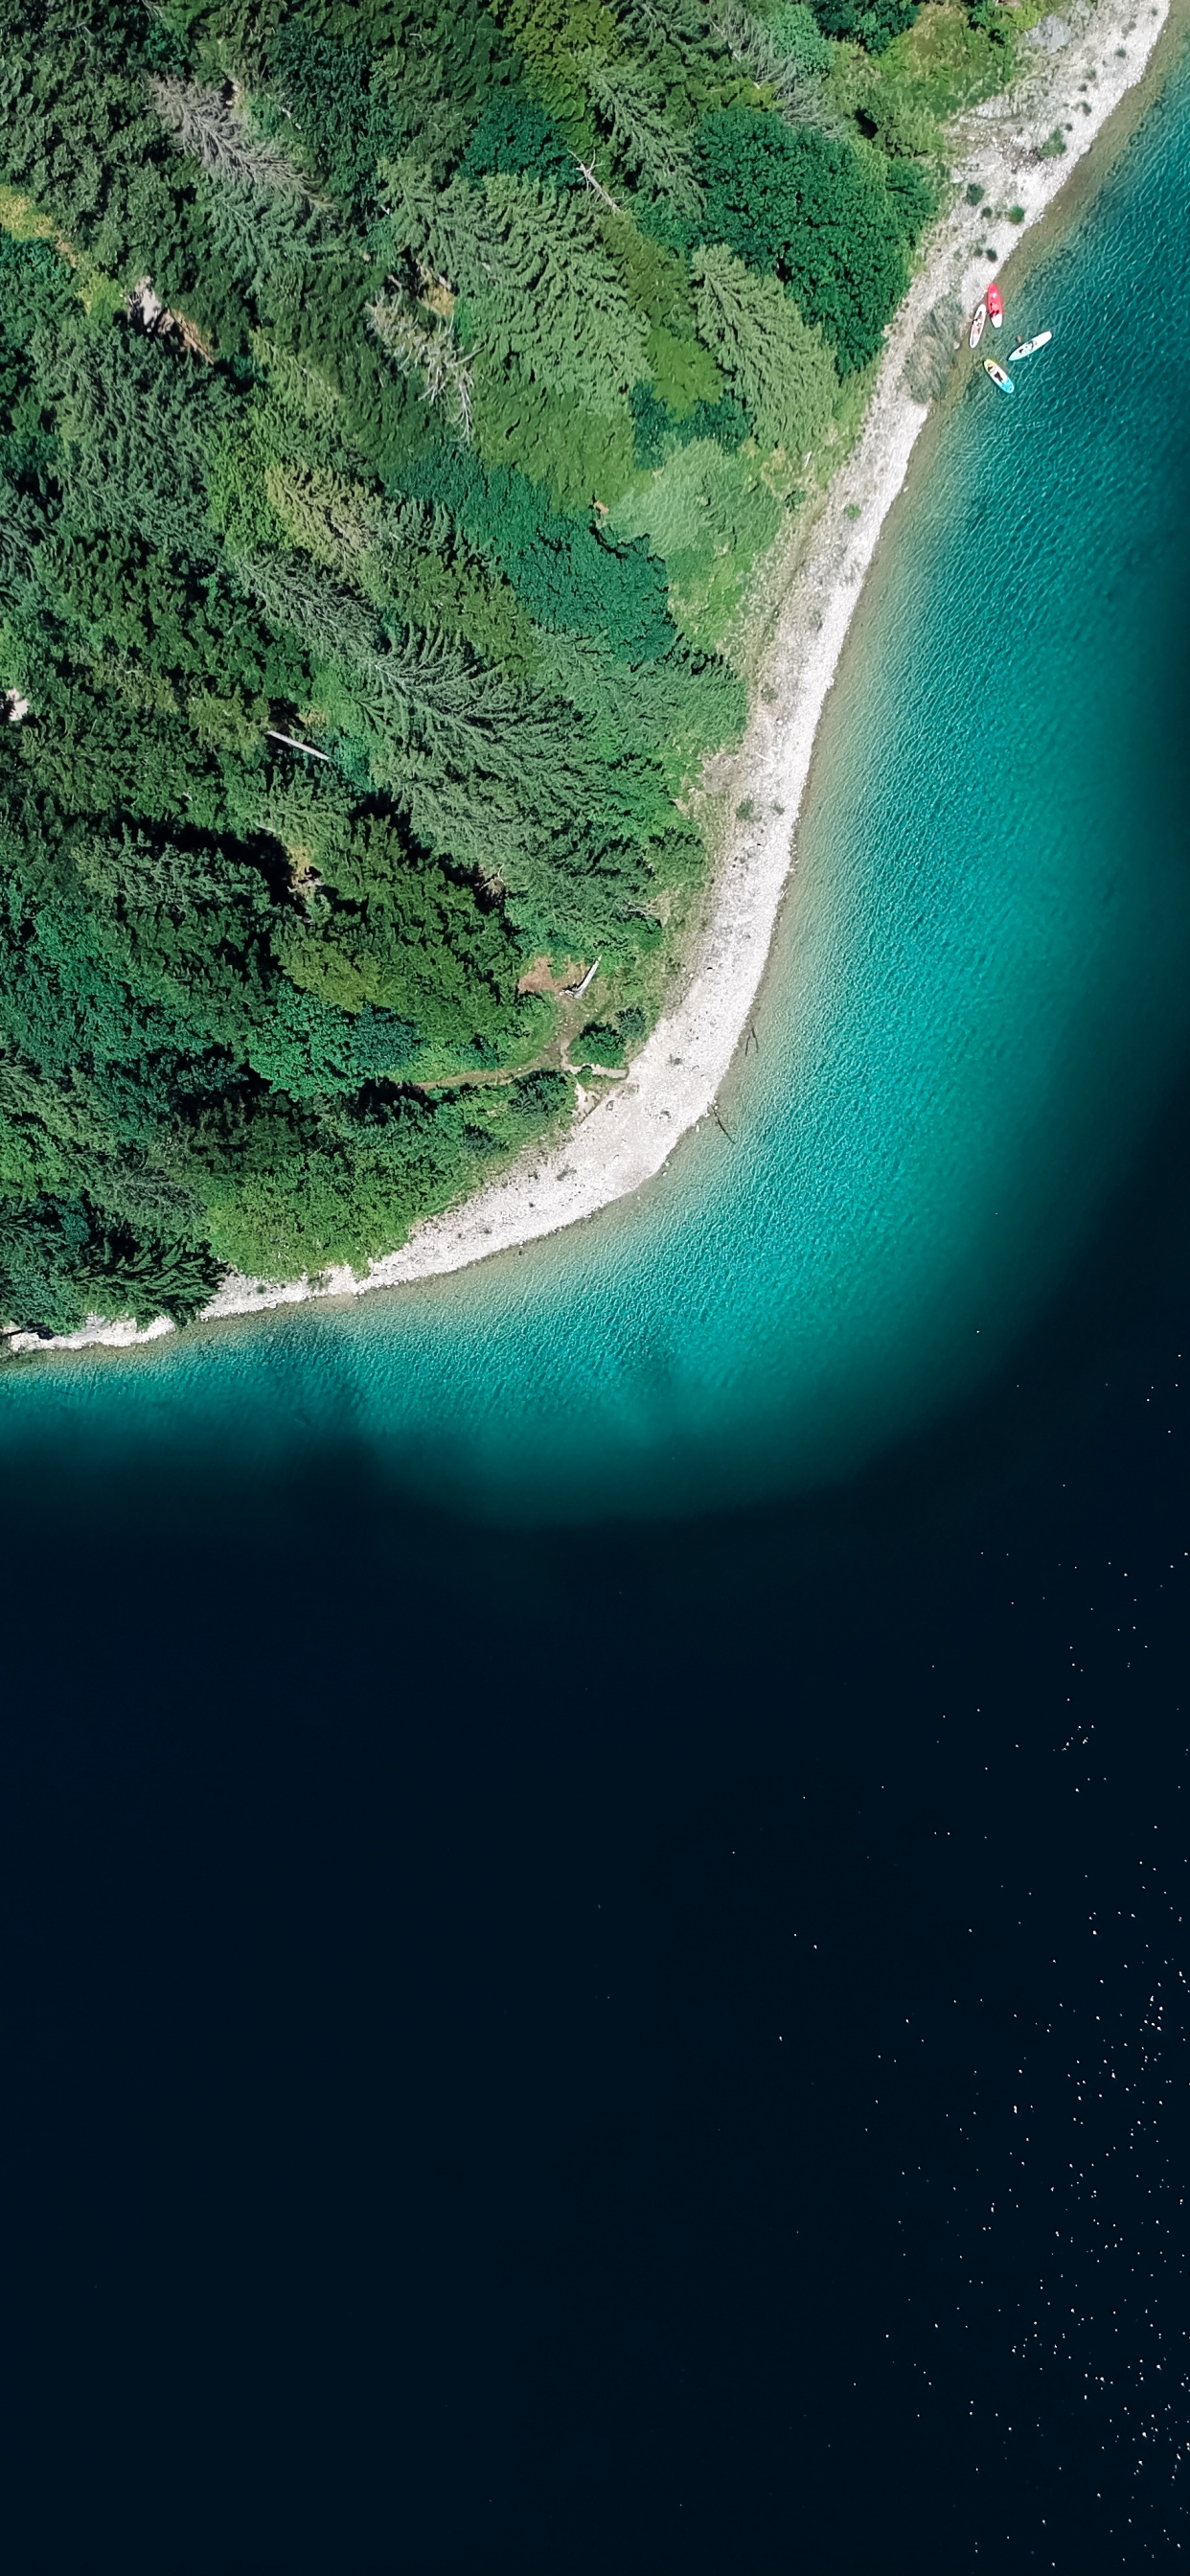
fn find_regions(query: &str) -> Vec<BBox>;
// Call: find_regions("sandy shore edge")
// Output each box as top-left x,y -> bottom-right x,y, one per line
20,0 -> 1174,1356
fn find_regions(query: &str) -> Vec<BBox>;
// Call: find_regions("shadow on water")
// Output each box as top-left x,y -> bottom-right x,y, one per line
2,1005 -> 1189,2571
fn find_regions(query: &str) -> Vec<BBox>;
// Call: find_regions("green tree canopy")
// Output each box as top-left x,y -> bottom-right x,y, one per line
693,106 -> 908,369
465,173 -> 651,407
690,241 -> 837,452
461,91 -> 579,186
808,0 -> 919,54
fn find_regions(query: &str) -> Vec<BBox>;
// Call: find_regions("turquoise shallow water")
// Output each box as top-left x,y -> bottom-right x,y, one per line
7,64 -> 1190,1521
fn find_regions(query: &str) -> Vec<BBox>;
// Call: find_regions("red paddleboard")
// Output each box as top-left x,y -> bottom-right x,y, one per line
987,282 -> 1004,329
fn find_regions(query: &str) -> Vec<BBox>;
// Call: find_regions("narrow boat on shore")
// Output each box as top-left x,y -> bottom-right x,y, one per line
970,302 -> 988,348
987,283 -> 1004,329
984,357 -> 1015,393
1007,330 -> 1053,361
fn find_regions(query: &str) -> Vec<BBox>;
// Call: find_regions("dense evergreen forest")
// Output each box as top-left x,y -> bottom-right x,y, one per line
0,0 -> 1012,1335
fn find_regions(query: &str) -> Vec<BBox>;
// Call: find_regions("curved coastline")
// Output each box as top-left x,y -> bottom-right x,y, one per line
23,0 -> 1181,1357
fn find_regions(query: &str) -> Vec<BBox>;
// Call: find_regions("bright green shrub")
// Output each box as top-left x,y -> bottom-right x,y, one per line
596,218 -> 724,413
608,438 -> 783,652
646,322 -> 724,414
492,0 -> 619,124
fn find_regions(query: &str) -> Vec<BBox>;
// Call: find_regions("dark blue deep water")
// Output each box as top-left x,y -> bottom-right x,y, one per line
4,46 -> 1190,2574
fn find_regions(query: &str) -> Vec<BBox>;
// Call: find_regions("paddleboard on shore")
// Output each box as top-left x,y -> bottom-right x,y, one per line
984,357 -> 1015,393
1007,330 -> 1053,361
970,302 -> 988,348
987,283 -> 1004,329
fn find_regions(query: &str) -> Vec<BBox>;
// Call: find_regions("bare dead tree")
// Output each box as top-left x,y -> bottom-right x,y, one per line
149,77 -> 319,198
366,292 -> 477,441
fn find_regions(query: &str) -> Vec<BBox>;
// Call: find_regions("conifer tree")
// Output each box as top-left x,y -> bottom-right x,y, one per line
708,1 -> 838,127
367,292 -> 477,438
378,157 -> 492,298
234,551 -> 376,666
626,0 -> 713,47
468,174 -> 649,406
234,550 -> 541,770
350,625 -> 536,766
56,330 -> 231,563
579,56 -> 702,213
264,462 -> 383,572
690,242 -> 837,453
